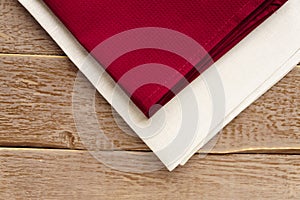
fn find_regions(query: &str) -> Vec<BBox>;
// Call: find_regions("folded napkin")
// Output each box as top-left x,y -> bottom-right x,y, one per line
19,0 -> 300,171
43,0 -> 287,117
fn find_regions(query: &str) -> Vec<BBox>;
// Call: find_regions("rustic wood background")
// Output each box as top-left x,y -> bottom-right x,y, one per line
0,0 -> 299,199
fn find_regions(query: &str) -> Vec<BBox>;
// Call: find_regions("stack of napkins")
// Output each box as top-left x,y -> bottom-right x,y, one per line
20,0 -> 300,171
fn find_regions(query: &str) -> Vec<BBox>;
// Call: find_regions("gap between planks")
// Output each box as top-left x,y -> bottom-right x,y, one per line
0,52 -> 299,67
1,147 -> 300,155
0,52 -> 67,59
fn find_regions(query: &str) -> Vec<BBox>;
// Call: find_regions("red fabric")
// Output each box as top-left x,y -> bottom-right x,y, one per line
43,0 -> 287,117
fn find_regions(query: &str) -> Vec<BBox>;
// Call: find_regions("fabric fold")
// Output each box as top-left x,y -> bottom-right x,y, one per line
43,0 -> 287,117
19,0 -> 300,170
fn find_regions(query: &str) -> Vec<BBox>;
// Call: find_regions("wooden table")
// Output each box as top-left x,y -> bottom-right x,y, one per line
0,1 -> 299,199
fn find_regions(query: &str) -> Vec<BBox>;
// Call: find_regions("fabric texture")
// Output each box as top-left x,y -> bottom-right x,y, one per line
43,0 -> 287,117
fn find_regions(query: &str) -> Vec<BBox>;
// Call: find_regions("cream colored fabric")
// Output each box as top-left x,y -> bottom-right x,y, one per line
19,0 -> 300,170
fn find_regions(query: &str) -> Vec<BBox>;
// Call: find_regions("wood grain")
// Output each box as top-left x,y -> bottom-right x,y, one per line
0,0 -> 63,55
1,1 -> 300,200
0,54 -> 299,153
1,0 -> 299,152
1,148 -> 299,199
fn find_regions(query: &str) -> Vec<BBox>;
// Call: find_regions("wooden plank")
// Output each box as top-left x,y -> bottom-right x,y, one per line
0,54 -> 299,153
0,54 -> 146,150
0,0 -> 63,55
0,148 -> 299,199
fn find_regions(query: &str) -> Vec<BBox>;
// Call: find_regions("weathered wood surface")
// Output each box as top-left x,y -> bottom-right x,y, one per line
0,1 -> 300,199
0,0 -> 299,153
1,149 -> 300,199
0,0 -> 63,55
0,54 -> 299,153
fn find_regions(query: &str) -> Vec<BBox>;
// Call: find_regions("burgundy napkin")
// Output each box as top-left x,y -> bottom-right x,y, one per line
43,0 -> 287,117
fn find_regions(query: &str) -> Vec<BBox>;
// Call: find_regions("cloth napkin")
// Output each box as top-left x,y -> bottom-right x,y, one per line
43,0 -> 287,117
19,0 -> 300,170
